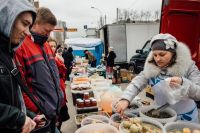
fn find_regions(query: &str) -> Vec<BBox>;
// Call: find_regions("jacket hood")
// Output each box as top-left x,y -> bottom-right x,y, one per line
0,0 -> 36,38
143,42 -> 193,78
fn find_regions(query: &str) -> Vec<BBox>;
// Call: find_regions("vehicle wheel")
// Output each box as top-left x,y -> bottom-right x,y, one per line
128,65 -> 136,74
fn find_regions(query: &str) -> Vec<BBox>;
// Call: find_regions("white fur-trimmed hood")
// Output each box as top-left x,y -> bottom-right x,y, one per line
143,42 -> 193,78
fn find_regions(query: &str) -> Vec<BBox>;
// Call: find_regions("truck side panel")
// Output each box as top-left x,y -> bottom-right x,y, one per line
160,0 -> 200,68
108,24 -> 127,63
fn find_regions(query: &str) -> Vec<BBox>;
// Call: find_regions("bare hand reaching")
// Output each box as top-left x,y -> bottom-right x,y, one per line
21,116 -> 36,133
114,99 -> 129,114
33,114 -> 46,128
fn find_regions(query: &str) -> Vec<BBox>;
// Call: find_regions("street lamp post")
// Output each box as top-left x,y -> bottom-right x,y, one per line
91,6 -> 103,28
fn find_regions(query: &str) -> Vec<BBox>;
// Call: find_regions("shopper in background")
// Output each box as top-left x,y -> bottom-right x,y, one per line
115,33 -> 200,123
48,38 -> 70,132
15,7 -> 64,133
84,50 -> 97,67
62,47 -> 74,81
105,46 -> 116,74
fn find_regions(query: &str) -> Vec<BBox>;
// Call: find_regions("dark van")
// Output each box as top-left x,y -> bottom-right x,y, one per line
128,40 -> 151,74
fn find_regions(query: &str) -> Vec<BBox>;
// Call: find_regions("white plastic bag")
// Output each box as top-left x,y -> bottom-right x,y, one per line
153,78 -> 189,105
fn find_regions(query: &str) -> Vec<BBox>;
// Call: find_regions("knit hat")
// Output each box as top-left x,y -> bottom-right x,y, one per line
150,33 -> 178,53
109,46 -> 114,51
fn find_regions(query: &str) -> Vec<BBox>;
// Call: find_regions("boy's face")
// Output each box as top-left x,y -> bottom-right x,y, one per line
11,12 -> 33,44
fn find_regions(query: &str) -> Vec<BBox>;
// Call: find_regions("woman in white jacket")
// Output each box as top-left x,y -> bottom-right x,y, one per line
115,33 -> 200,122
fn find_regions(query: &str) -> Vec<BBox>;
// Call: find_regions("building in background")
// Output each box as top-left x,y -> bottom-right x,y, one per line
28,0 -> 39,8
85,28 -> 98,38
51,20 -> 67,45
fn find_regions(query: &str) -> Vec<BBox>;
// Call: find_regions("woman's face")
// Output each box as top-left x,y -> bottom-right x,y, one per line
49,41 -> 57,53
152,50 -> 174,68
11,12 -> 33,44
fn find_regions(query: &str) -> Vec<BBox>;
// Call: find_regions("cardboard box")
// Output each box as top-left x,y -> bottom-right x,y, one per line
120,69 -> 128,77
127,72 -> 135,81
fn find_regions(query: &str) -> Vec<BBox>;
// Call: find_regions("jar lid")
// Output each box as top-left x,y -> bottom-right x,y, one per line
91,99 -> 97,102
84,99 -> 90,102
76,98 -> 82,101
79,99 -> 84,103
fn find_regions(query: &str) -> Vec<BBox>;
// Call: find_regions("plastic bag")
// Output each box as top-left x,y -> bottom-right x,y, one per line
153,78 -> 189,105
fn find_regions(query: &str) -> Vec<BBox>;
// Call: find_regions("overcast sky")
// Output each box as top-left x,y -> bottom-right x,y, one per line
40,0 -> 162,38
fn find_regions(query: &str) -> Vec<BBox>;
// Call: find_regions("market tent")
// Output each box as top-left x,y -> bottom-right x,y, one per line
65,38 -> 104,65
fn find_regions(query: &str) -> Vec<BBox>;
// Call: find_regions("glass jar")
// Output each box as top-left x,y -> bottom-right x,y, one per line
91,98 -> 97,106
77,99 -> 84,108
83,92 -> 90,100
76,98 -> 81,105
84,99 -> 91,107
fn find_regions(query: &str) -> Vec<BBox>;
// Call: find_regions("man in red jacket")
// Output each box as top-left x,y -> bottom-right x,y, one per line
15,7 -> 64,133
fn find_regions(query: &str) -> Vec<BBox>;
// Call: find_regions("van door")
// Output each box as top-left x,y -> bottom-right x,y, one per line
160,0 -> 200,68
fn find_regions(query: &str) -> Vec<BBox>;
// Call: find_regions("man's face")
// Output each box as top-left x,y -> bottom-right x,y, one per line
11,12 -> 33,44
32,23 -> 55,36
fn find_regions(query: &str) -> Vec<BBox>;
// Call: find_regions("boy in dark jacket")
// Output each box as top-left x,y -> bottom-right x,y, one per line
0,0 -> 44,132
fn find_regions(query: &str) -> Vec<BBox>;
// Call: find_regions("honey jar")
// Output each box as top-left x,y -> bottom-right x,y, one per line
77,99 -> 84,108
83,92 -> 90,100
91,98 -> 97,106
84,99 -> 91,107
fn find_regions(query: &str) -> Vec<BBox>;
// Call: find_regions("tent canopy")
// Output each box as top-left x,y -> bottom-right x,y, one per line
65,38 -> 103,48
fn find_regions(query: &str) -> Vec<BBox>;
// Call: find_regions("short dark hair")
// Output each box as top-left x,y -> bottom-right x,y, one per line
84,50 -> 88,53
35,7 -> 57,26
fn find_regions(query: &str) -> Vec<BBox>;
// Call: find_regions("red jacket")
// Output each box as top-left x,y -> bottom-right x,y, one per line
15,36 -> 64,119
54,55 -> 67,104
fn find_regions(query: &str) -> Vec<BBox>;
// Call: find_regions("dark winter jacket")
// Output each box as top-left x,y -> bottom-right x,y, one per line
63,47 -> 74,68
106,51 -> 116,67
15,36 -> 64,120
0,0 -> 36,132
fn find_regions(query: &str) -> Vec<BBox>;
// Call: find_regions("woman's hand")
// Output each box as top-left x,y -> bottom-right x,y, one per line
33,114 -> 46,128
170,76 -> 183,86
114,99 -> 129,114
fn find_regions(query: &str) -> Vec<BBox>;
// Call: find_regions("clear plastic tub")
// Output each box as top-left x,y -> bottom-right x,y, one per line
112,100 -> 142,116
124,100 -> 143,116
119,117 -> 164,133
164,121 -> 200,133
75,123 -> 119,133
109,113 -> 136,129
81,115 -> 110,127
139,105 -> 177,124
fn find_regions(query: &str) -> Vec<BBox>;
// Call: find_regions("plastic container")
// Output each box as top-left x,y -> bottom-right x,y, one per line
81,115 -> 110,127
124,100 -> 143,116
109,113 -> 136,129
75,123 -> 119,133
164,121 -> 200,133
75,111 -> 110,128
139,105 -> 177,124
119,117 -> 164,133
112,100 -> 142,116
